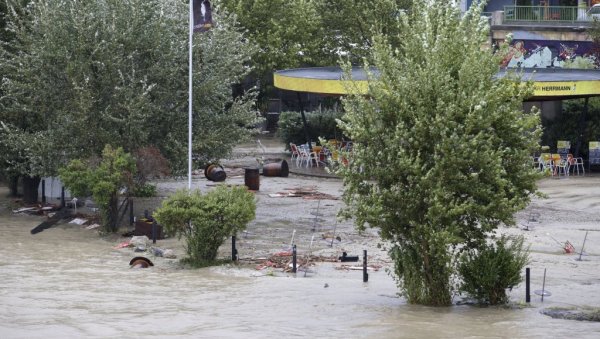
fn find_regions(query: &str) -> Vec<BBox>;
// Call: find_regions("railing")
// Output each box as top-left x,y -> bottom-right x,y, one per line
503,6 -> 594,23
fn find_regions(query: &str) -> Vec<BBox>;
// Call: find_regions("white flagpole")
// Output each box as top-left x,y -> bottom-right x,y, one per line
188,0 -> 193,190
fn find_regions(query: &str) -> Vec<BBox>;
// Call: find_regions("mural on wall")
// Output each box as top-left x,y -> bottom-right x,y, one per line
494,39 -> 597,68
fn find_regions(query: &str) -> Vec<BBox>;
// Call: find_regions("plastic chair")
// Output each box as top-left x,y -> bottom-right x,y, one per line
567,154 -> 585,175
290,143 -> 300,165
552,154 -> 569,177
539,153 -> 553,174
297,144 -> 319,167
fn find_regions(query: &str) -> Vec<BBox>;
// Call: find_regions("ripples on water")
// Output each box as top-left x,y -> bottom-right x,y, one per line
1,215 -> 600,338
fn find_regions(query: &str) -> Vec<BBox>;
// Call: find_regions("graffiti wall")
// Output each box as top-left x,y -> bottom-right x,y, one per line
493,39 -> 597,68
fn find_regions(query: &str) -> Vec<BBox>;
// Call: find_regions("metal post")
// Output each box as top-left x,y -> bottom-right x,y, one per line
296,92 -> 312,152
152,222 -> 157,244
129,199 -> 134,226
574,97 -> 589,157
525,267 -> 531,303
188,0 -> 194,191
363,250 -> 368,282
60,187 -> 65,208
292,244 -> 297,273
577,231 -> 589,261
232,235 -> 238,261
41,179 -> 46,204
541,268 -> 547,302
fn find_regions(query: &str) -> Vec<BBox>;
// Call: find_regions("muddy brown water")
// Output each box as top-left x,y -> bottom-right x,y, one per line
2,174 -> 600,338
1,215 -> 599,338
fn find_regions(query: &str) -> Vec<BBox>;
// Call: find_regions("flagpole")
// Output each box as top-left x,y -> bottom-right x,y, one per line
188,0 -> 193,191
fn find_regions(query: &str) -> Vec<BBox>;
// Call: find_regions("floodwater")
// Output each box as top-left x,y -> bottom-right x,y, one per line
2,213 -> 600,338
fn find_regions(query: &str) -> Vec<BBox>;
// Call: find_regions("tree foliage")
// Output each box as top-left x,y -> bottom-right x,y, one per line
59,145 -> 136,233
337,1 -> 541,305
277,109 -> 345,148
219,0 -> 411,101
0,0 -> 259,185
458,235 -> 529,305
153,186 -> 256,264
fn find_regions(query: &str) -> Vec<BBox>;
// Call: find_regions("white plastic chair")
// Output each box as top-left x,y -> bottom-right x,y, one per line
297,144 -> 319,167
567,154 -> 585,175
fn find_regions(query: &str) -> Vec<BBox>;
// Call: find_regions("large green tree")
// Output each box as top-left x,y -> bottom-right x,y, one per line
0,0 -> 259,202
337,1 -> 541,306
219,0 -> 411,104
219,0 -> 325,98
315,0 -> 411,63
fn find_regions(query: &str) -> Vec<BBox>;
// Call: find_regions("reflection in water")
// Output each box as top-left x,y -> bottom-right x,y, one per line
1,214 -> 600,338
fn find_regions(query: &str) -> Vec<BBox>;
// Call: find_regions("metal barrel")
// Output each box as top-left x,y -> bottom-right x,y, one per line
262,160 -> 289,177
244,167 -> 260,191
204,164 -> 227,182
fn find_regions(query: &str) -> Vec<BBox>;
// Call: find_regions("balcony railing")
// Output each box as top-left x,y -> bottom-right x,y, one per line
503,6 -> 595,23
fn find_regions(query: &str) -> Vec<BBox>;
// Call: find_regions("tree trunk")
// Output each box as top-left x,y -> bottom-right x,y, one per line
22,175 -> 41,204
106,194 -> 120,233
8,175 -> 19,197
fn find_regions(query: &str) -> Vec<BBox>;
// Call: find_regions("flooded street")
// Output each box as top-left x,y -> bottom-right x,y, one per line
2,147 -> 600,339
2,200 -> 600,338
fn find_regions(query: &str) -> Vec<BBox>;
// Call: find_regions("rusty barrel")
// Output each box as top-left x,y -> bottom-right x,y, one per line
204,164 -> 226,182
244,167 -> 260,191
262,160 -> 289,177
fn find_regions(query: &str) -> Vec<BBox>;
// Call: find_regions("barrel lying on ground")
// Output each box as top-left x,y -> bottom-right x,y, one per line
204,164 -> 227,182
262,160 -> 289,177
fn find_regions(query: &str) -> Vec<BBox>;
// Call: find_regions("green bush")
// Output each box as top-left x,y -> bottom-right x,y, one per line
278,110 -> 346,148
132,183 -> 157,197
59,145 -> 136,233
153,185 -> 256,264
458,235 -> 529,305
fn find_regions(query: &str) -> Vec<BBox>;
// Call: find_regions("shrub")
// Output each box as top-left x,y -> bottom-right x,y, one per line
132,183 -> 157,197
458,235 -> 530,305
153,185 -> 256,264
59,145 -> 136,233
278,110 -> 346,148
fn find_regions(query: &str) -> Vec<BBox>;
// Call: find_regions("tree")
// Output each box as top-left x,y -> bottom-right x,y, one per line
315,0 -> 411,64
59,145 -> 136,233
219,0 -> 325,99
219,0 -> 412,104
336,1 -> 541,306
0,0 -> 259,202
589,18 -> 600,68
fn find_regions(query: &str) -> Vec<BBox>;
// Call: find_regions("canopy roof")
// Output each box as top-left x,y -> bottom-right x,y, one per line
274,67 -> 600,100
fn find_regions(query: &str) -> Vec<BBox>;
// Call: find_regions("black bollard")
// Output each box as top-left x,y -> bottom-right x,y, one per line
152,222 -> 157,244
41,180 -> 46,204
129,199 -> 134,226
292,245 -> 297,273
232,235 -> 238,261
60,187 -> 65,208
363,250 -> 368,282
526,267 -> 531,303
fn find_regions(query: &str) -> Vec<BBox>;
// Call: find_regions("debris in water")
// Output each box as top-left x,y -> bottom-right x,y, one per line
338,252 -> 359,262
129,256 -> 153,268
85,223 -> 101,230
69,218 -> 87,225
268,186 -> 338,200
115,241 -> 131,249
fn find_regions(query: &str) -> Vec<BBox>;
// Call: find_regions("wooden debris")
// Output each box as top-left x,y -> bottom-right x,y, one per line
269,186 -> 338,200
336,264 -> 382,272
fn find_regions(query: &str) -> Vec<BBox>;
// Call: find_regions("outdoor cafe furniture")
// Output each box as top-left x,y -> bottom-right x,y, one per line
568,154 -> 585,175
296,143 -> 320,168
552,154 -> 570,177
